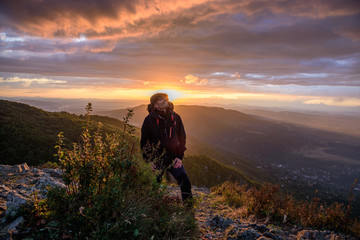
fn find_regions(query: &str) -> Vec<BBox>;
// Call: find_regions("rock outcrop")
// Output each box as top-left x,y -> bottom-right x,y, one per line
0,163 -> 64,239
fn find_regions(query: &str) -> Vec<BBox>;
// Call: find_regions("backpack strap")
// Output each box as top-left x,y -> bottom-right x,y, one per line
171,113 -> 176,127
155,113 -> 176,139
169,113 -> 177,138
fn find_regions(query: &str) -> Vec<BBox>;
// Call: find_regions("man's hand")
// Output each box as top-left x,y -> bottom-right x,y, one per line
173,157 -> 183,168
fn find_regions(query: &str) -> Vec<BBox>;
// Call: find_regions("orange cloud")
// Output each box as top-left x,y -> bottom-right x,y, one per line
181,75 -> 208,85
0,0 -> 210,39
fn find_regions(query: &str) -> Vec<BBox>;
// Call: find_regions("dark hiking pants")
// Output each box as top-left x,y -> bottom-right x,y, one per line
157,165 -> 192,202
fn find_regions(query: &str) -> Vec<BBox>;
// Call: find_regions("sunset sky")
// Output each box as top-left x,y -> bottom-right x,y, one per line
0,0 -> 359,111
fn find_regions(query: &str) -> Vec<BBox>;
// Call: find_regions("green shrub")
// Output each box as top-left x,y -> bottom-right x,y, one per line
21,104 -> 197,239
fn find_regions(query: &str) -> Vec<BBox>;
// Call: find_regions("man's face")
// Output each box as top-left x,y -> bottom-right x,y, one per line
154,97 -> 169,110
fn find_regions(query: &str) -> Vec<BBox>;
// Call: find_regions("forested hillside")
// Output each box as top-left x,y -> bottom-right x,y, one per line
0,100 -> 130,165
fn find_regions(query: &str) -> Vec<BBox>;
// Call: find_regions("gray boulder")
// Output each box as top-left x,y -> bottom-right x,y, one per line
237,228 -> 261,240
206,215 -> 234,229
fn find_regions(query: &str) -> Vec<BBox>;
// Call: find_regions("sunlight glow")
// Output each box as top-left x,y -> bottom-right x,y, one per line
150,89 -> 183,101
2,83 -> 360,108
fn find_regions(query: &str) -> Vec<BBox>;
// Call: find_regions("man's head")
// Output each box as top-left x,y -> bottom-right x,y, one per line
148,93 -> 170,112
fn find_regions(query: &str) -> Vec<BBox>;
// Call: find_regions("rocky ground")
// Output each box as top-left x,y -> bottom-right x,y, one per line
0,164 -> 357,240
167,185 -> 356,240
0,163 -> 64,239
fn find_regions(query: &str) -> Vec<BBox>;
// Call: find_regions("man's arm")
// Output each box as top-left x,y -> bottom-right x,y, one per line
176,114 -> 186,160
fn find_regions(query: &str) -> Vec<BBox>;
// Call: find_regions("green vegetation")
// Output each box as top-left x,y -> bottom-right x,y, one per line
183,154 -> 258,188
1,100 -> 81,165
21,104 -> 197,239
211,181 -> 360,238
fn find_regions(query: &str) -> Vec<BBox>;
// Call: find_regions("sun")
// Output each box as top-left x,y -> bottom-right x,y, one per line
150,89 -> 182,101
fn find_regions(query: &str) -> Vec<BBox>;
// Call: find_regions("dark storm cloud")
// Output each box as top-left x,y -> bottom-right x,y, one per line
0,0 -> 359,97
1,0 -> 359,38
0,0 -> 136,37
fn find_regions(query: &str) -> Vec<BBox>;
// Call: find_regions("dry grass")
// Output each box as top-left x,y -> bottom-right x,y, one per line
211,181 -> 360,238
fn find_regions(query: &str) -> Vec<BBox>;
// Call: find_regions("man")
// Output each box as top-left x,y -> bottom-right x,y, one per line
140,93 -> 192,203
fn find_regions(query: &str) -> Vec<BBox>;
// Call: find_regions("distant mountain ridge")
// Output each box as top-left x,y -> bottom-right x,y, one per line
240,108 -> 360,138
